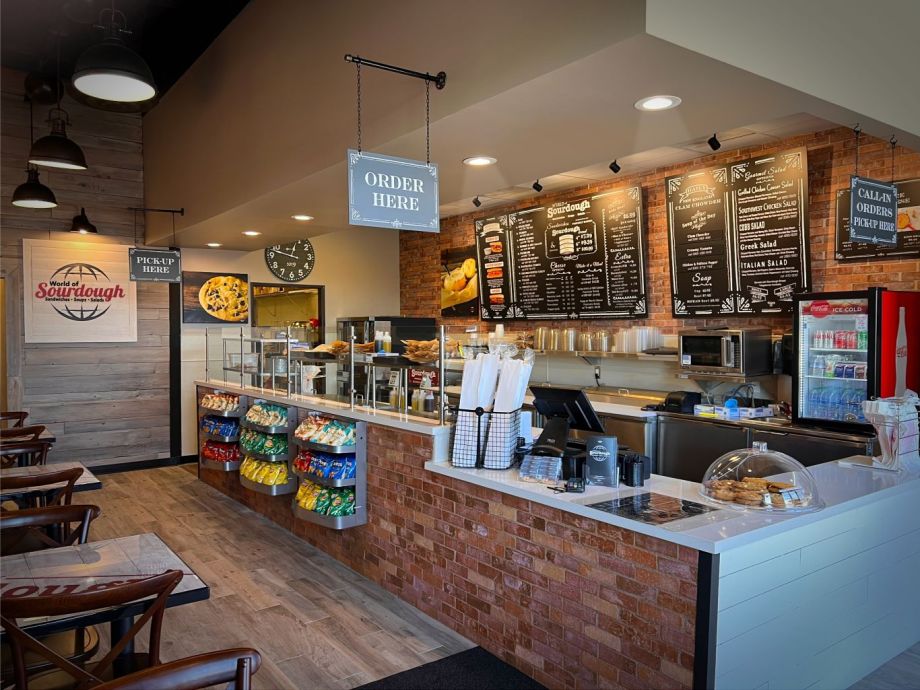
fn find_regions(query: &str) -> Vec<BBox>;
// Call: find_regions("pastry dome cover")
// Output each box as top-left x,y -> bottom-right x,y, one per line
700,442 -> 823,512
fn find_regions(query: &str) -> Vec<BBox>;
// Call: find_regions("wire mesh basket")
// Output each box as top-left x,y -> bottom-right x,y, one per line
450,407 -> 521,469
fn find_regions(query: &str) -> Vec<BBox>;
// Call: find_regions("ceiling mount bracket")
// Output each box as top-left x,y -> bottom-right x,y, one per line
344,54 -> 446,89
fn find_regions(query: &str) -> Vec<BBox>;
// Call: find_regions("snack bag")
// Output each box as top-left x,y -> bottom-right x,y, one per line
328,457 -> 346,479
343,457 -> 356,479
327,492 -> 347,516
264,464 -> 282,485
300,483 -> 322,510
313,489 -> 333,514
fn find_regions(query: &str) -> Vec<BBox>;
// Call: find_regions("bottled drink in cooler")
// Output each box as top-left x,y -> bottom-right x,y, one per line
809,387 -> 824,418
823,387 -> 841,420
811,355 -> 826,378
857,327 -> 868,350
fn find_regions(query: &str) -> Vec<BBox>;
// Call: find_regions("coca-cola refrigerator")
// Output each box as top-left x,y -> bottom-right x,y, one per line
793,288 -> 920,433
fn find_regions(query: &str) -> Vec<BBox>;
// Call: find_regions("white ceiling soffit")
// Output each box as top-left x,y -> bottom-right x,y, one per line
143,0 -> 647,247
145,1 -> 917,249
645,0 -> 920,141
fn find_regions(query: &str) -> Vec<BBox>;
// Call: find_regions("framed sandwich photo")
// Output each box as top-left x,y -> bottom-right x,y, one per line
182,271 -> 250,324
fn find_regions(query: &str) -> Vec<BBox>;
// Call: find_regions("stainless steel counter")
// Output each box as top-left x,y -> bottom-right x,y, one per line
655,411 -> 876,481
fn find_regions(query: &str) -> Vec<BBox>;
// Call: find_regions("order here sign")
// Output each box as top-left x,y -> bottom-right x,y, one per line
347,149 -> 440,232
128,247 -> 181,282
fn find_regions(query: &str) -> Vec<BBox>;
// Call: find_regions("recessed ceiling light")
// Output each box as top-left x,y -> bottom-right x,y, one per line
207,242 -> 222,248
463,156 -> 497,167
291,214 -> 314,221
634,95 -> 682,111
242,230 -> 261,236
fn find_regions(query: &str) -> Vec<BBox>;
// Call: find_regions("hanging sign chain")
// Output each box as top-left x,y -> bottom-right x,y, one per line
890,135 -> 898,183
356,61 -> 362,154
425,80 -> 431,165
853,123 -> 861,177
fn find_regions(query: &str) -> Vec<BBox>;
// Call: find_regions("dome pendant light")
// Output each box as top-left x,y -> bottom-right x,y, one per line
30,41 -> 88,170
12,100 -> 58,209
13,168 -> 58,209
30,108 -> 88,170
69,207 -> 98,234
72,5 -> 156,103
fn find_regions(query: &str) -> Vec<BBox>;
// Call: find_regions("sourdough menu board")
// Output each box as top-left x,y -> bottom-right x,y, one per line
835,178 -> 920,261
665,147 -> 810,316
476,187 -> 647,320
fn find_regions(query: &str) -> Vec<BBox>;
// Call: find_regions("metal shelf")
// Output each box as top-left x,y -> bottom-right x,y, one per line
291,504 -> 366,529
199,458 -> 241,472
809,348 -> 868,353
293,438 -> 357,455
241,448 -> 291,462
240,419 -> 290,434
804,375 -> 867,383
291,466 -> 357,488
199,430 -> 240,443
240,475 -> 297,495
198,406 -> 242,418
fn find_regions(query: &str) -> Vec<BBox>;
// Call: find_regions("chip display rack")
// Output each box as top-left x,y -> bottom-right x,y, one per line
197,387 -> 246,472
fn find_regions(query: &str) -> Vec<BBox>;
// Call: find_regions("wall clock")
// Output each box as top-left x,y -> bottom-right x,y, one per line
264,239 -> 315,282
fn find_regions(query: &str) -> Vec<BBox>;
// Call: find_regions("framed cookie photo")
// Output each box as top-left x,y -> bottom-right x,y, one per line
182,271 -> 250,324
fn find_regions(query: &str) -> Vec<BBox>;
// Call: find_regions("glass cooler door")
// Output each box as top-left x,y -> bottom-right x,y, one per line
793,291 -> 872,431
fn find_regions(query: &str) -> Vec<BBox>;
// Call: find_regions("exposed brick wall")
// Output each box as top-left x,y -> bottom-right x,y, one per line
201,425 -> 698,689
401,127 -> 920,335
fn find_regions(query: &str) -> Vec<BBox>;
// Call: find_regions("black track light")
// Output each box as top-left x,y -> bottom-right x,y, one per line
609,160 -> 621,174
532,179 -> 543,193
472,196 -> 482,208
69,207 -> 98,234
707,133 -> 721,151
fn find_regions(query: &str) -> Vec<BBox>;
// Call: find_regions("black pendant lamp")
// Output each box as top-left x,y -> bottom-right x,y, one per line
69,207 -> 98,234
30,41 -> 88,170
72,5 -> 156,103
12,168 -> 58,209
29,108 -> 87,170
12,100 -> 58,209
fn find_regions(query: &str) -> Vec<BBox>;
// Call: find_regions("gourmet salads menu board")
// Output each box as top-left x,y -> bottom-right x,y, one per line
666,147 -> 810,316
475,187 -> 647,320
835,177 -> 920,261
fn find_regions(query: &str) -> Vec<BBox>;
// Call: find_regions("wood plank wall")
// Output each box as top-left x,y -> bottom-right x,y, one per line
0,67 -> 171,468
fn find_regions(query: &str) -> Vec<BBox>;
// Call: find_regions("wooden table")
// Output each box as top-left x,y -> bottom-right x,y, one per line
0,461 -> 102,499
0,533 -> 210,667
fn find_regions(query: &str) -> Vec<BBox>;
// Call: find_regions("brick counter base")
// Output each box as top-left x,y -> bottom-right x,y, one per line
200,425 -> 698,689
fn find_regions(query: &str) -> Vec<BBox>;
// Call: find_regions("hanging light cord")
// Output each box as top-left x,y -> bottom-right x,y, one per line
890,135 -> 898,183
425,78 -> 431,165
853,123 -> 861,177
355,61 -> 362,153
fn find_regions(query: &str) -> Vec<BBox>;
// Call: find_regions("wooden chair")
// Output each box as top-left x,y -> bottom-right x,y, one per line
94,649 -> 262,690
0,412 -> 28,429
0,426 -> 47,442
1,570 -> 184,690
1,467 -> 84,511
0,441 -> 51,469
0,504 -> 103,686
0,504 -> 100,556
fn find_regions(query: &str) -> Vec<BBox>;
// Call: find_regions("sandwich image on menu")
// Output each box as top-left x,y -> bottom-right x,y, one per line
440,246 -> 480,316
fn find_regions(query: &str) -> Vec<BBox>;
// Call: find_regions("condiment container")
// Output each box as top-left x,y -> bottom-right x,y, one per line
534,327 -> 549,351
562,328 -> 578,352
594,330 -> 610,352
549,329 -> 563,351
578,332 -> 593,352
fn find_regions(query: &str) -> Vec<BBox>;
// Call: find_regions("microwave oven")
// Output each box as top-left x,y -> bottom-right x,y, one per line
678,328 -> 772,376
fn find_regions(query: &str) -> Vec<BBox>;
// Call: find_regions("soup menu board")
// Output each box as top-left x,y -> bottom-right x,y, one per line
476,187 -> 647,320
665,147 -> 810,316
835,178 -> 920,260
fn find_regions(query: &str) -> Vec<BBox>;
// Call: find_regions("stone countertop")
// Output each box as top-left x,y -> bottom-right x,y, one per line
424,458 -> 919,554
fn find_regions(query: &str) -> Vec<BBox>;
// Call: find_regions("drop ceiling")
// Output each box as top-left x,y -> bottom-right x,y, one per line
140,0 -> 918,249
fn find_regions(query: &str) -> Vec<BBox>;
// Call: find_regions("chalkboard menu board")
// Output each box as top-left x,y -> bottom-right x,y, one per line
666,147 -> 810,316
476,187 -> 647,320
835,178 -> 920,261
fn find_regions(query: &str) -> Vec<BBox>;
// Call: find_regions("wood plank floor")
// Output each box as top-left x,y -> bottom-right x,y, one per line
848,642 -> 920,690
88,465 -> 474,689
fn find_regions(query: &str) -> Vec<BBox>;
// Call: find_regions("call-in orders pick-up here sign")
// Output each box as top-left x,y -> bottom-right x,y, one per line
849,176 -> 898,246
347,149 -> 439,232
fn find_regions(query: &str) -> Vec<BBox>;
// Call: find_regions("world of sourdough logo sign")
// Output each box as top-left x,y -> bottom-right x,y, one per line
23,239 -> 137,343
34,263 -> 127,321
